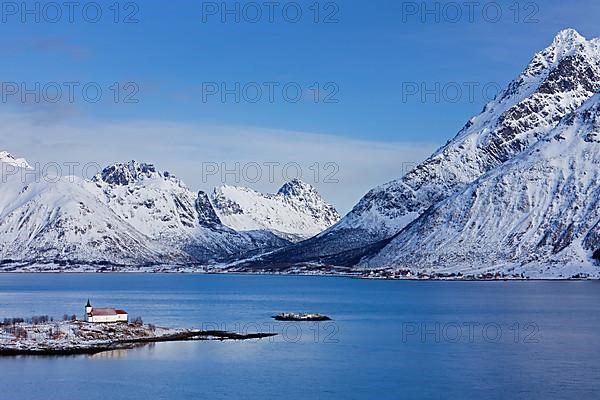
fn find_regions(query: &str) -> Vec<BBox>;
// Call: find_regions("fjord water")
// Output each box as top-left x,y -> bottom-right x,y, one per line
0,275 -> 599,400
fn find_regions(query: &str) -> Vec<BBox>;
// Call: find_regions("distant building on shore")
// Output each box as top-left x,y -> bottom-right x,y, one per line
85,299 -> 128,323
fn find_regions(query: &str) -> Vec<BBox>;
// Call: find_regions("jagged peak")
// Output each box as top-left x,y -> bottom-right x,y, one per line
505,29 -> 591,88
211,179 -> 340,240
552,28 -> 586,47
95,160 -> 176,186
458,28 -> 598,138
215,179 -> 321,199
0,150 -> 32,170
537,28 -> 590,65
278,179 -> 319,197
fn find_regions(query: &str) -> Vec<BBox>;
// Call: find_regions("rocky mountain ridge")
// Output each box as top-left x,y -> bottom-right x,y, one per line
212,179 -> 340,242
0,158 -> 337,268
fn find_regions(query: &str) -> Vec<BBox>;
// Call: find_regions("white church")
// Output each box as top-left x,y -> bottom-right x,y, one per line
85,299 -> 129,323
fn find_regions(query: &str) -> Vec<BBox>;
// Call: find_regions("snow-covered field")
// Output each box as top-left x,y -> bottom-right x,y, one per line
0,320 -> 277,355
0,320 -> 184,354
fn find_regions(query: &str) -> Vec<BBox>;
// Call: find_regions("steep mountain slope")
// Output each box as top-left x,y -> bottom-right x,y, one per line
361,94 -> 600,278
347,29 -> 599,235
212,179 -> 340,242
243,28 -> 600,268
84,161 -> 289,262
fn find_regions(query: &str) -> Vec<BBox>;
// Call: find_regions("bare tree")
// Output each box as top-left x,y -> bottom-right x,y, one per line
31,315 -> 50,325
14,327 -> 27,339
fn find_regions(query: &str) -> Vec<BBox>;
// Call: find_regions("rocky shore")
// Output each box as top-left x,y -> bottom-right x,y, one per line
0,320 -> 276,356
272,313 -> 332,321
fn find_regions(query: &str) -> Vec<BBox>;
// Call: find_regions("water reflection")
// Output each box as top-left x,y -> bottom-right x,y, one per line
89,347 -> 137,360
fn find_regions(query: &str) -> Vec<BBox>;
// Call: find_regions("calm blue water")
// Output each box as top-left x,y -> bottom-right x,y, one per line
0,274 -> 599,400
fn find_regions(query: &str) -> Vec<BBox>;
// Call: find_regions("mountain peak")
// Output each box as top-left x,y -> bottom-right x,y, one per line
278,179 -> 318,197
538,28 -> 589,64
0,151 -> 32,169
212,180 -> 340,241
96,161 -> 172,186
553,28 -> 586,45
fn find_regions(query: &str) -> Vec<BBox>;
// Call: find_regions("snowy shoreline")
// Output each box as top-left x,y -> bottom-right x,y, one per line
0,258 -> 598,280
0,321 -> 276,356
0,269 -> 597,280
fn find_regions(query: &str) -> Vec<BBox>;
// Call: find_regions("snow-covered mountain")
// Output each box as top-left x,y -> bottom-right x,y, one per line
83,161 -> 290,263
2,28 -> 598,277
212,179 -> 340,242
0,158 -> 329,268
0,157 -> 187,267
346,29 -> 599,237
361,93 -> 600,278
242,28 -> 600,270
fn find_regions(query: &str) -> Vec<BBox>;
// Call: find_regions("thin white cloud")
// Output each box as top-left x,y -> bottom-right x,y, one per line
0,112 -> 437,213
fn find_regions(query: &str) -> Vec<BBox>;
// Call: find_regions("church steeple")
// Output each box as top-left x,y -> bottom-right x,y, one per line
85,299 -> 93,318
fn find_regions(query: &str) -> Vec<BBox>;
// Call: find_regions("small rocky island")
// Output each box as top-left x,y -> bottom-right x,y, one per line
0,318 -> 276,356
272,313 -> 332,321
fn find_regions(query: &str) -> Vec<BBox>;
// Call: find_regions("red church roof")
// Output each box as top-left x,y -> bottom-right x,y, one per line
89,308 -> 128,316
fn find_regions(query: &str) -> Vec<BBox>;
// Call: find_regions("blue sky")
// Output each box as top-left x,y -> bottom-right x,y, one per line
1,0 -> 599,212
